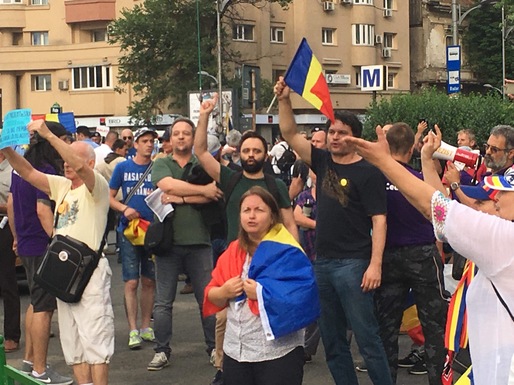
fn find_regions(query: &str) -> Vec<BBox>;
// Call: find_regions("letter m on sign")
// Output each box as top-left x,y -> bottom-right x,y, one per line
361,65 -> 387,91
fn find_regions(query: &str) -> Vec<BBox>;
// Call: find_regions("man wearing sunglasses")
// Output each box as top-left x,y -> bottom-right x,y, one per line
121,128 -> 136,159
483,125 -> 514,175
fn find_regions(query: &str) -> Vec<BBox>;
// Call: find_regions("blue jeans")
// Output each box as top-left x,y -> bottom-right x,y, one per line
314,258 -> 392,385
153,245 -> 215,356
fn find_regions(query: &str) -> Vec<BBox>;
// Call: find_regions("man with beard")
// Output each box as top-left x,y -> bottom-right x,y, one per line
447,125 -> 514,207
194,95 -> 297,385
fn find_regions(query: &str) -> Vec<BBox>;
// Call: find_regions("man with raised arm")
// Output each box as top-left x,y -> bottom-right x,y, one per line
1,120 -> 113,385
274,78 -> 392,385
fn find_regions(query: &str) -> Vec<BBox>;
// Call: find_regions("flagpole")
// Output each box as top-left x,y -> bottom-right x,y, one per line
266,95 -> 277,114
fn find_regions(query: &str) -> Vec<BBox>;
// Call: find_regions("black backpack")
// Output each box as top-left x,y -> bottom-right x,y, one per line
276,144 -> 296,172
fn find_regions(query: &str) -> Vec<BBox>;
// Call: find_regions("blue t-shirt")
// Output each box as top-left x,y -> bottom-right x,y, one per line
110,159 -> 154,230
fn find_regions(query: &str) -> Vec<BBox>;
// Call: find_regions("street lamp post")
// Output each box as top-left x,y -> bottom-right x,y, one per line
484,83 -> 503,95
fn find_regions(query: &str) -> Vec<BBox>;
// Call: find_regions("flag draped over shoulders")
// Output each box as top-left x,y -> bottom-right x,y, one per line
203,224 -> 320,340
284,38 -> 335,123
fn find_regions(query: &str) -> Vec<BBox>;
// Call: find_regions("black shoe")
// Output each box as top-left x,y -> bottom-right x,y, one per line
210,370 -> 224,385
398,351 -> 423,368
304,353 -> 312,363
408,359 -> 427,375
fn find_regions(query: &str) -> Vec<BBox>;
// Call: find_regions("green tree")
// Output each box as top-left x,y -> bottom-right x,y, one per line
463,1 -> 514,87
364,89 -> 514,145
109,0 -> 291,122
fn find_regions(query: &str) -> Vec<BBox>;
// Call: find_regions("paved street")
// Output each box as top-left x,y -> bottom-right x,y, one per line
2,233 -> 429,385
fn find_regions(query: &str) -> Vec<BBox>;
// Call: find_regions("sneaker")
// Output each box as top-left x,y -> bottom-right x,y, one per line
180,283 -> 194,294
147,352 -> 170,371
128,330 -> 142,350
210,370 -> 224,385
355,364 -> 367,372
20,361 -> 34,374
398,350 -> 423,368
140,327 -> 156,342
31,367 -> 73,385
210,348 -> 217,366
408,359 -> 428,375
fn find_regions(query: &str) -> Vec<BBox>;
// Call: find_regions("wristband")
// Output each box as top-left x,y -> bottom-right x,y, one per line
182,197 -> 186,204
122,206 -> 130,215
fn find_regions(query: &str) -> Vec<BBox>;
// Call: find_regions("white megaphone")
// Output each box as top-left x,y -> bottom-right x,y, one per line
433,141 -> 480,169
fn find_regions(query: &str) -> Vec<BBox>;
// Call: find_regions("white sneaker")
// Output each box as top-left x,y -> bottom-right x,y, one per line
147,352 -> 170,371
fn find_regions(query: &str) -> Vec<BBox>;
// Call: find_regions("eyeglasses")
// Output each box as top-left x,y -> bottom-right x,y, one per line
484,143 -> 511,154
122,136 -> 133,140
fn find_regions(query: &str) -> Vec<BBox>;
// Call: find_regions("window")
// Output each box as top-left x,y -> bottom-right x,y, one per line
91,29 -> 107,42
32,75 -> 51,91
354,0 -> 373,4
383,33 -> 394,48
72,65 -> 112,90
272,69 -> 286,81
383,0 -> 392,9
31,32 -> 49,46
233,24 -> 254,41
31,0 -> 48,4
322,28 -> 336,45
355,68 -> 361,87
1,0 -> 22,3
270,27 -> 284,43
12,32 -> 22,46
387,72 -> 396,89
352,24 -> 374,46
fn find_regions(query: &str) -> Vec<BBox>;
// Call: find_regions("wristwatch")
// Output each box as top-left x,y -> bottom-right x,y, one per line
450,182 -> 460,191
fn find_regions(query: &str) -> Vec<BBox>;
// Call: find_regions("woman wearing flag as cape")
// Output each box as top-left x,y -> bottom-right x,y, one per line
203,186 -> 320,385
344,126 -> 514,385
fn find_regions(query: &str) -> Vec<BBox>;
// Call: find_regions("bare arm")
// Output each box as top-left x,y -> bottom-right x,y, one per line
420,125 -> 447,195
36,200 -> 54,237
344,127 -> 436,220
293,204 -> 316,229
29,120 -> 96,192
162,192 -> 212,205
1,148 -> 50,195
193,94 -> 222,183
281,207 -> 299,242
275,77 -> 313,166
6,194 -> 16,251
443,163 -> 477,208
361,214 -> 386,292
288,176 -> 305,200
156,178 -> 223,201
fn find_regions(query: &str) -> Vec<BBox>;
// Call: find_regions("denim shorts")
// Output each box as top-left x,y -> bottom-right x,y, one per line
118,232 -> 155,282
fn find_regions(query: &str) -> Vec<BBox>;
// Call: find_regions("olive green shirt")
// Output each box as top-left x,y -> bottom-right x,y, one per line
152,155 -> 211,246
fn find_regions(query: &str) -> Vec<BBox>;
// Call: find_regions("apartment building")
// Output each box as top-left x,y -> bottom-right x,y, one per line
0,0 -> 409,128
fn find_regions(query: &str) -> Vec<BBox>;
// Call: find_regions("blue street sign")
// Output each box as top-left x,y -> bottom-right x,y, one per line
447,45 -> 461,94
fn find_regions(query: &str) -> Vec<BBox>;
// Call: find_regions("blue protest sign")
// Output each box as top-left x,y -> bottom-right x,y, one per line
0,109 -> 31,150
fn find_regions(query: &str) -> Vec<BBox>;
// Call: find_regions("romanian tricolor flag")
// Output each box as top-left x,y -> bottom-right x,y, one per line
284,38 -> 335,123
32,112 -> 76,133
204,224 -> 320,341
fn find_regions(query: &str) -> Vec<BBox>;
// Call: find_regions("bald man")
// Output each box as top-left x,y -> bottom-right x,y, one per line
1,121 -> 113,385
121,128 -> 136,159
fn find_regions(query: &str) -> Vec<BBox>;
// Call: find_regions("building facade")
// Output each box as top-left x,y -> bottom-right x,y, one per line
0,0 -> 409,128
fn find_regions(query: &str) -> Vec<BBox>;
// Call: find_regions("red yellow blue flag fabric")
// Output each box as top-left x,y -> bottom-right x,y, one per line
284,38 -> 335,123
32,112 -> 76,133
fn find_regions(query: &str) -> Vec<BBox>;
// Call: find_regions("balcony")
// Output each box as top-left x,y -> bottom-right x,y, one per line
65,0 -> 115,24
0,6 -> 26,29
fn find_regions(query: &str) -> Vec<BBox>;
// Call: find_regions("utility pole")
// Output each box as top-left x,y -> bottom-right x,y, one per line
251,69 -> 256,131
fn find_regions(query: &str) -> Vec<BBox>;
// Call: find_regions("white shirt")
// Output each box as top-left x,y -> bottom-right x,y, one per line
269,141 -> 288,174
223,254 -> 304,362
94,144 -> 112,166
433,194 -> 514,385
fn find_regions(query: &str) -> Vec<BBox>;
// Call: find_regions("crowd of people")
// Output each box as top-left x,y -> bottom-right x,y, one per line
1,77 -> 514,385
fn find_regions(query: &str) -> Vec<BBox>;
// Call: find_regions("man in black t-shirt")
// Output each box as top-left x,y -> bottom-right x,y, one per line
275,78 -> 392,385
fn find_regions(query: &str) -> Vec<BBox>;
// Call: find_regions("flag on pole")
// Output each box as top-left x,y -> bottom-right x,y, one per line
32,112 -> 76,133
284,38 -> 335,122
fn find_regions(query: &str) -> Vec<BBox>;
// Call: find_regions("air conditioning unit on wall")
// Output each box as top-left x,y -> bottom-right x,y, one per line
323,1 -> 335,11
383,9 -> 392,17
341,0 -> 352,4
375,35 -> 383,45
382,48 -> 392,58
58,80 -> 69,90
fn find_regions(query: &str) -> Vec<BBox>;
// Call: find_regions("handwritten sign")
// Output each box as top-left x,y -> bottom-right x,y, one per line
0,109 -> 31,149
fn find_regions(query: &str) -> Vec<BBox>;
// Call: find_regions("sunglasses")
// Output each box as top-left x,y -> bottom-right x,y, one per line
123,136 -> 133,140
483,143 -> 511,154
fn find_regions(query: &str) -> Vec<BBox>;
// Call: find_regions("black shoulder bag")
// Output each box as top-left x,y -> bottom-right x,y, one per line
34,195 -> 110,303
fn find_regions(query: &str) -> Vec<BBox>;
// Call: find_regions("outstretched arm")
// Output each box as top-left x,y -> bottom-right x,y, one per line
275,77 -> 313,166
344,127 -> 436,220
194,94 -> 221,183
1,147 -> 50,195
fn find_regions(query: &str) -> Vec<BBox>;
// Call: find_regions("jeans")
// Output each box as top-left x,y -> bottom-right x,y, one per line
314,258 -> 392,385
153,245 -> 215,356
118,232 -> 155,281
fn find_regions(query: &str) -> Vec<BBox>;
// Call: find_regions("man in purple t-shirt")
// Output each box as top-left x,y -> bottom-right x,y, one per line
375,123 -> 448,385
8,122 -> 73,385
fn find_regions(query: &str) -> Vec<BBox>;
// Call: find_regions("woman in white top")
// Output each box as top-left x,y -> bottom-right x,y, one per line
204,186 -> 319,385
345,126 -> 514,385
